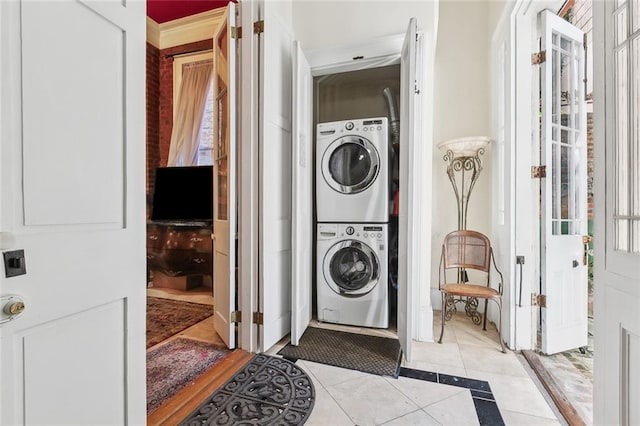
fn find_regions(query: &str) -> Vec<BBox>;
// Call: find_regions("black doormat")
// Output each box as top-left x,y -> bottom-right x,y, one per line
180,354 -> 315,425
278,326 -> 402,377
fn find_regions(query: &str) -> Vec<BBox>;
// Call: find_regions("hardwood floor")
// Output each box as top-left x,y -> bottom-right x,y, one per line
146,286 -> 252,425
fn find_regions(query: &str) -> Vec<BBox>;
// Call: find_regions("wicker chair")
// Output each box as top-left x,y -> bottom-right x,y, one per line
438,230 -> 505,353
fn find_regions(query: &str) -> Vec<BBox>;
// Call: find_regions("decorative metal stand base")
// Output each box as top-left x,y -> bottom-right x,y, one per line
444,296 -> 482,326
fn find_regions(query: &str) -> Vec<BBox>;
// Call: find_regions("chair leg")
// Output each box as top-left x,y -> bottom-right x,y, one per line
497,299 -> 506,353
482,298 -> 488,331
438,293 -> 446,344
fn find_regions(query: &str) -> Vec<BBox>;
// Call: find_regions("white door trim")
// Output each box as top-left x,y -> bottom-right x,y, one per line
239,0 -> 259,352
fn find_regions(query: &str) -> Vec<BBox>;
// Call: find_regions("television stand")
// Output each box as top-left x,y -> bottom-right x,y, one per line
146,222 -> 213,290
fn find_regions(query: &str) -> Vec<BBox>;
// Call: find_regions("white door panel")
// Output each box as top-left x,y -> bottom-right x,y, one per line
291,40 -> 313,346
593,1 -> 640,423
213,3 -> 237,349
539,9 -> 588,355
398,18 -> 419,361
0,1 -> 146,424
259,1 -> 293,351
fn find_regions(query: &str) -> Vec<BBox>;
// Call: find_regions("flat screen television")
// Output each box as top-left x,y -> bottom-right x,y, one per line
151,166 -> 213,224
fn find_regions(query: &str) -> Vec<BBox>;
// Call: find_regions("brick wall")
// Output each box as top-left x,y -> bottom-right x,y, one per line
146,42 -> 160,214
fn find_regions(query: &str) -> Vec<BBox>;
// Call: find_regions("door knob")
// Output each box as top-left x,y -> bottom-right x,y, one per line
572,260 -> 579,268
5,301 -> 25,315
0,295 -> 26,324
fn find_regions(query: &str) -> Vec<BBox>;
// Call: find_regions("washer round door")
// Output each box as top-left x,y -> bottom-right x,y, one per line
323,240 -> 380,296
321,136 -> 380,194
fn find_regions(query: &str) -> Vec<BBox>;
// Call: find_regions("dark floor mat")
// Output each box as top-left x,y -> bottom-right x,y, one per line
180,354 -> 315,425
278,326 -> 402,377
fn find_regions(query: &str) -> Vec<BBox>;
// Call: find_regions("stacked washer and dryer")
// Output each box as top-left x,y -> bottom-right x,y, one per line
316,118 -> 390,328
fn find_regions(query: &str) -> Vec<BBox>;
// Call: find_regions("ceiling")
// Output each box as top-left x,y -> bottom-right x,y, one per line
147,0 -> 231,24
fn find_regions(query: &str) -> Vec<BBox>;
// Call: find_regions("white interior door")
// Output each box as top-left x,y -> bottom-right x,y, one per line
258,1 -> 294,351
0,1 -> 146,424
593,1 -> 640,423
539,10 -> 588,355
213,2 -> 237,349
291,40 -> 313,346
398,18 -> 419,361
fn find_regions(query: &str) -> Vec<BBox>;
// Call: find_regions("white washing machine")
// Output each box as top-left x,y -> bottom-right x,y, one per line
316,118 -> 389,223
316,223 -> 388,328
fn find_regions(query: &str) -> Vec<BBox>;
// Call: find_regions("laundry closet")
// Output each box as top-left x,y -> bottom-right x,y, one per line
313,65 -> 401,330
289,14 -> 433,359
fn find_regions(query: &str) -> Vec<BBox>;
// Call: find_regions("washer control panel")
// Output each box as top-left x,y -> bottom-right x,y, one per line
317,117 -> 388,139
329,224 -> 386,241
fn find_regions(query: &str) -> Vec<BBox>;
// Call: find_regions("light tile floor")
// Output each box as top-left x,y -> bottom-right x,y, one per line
267,313 -> 564,426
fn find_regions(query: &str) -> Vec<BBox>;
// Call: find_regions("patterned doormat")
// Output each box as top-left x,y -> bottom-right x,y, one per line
278,326 -> 402,377
181,354 -> 315,425
147,297 -> 213,348
147,338 -> 231,413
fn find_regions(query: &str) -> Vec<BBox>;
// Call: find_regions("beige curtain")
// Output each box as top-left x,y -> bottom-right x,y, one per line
167,61 -> 213,166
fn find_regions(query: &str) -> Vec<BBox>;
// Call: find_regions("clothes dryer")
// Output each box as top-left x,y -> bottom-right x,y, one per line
316,223 -> 388,328
316,118 -> 389,223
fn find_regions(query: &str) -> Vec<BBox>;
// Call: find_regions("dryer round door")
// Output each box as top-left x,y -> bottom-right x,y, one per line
321,136 -> 380,194
323,240 -> 380,296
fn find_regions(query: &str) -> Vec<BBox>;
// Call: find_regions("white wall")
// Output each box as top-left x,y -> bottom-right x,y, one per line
292,1 -> 437,50
431,0 -> 493,302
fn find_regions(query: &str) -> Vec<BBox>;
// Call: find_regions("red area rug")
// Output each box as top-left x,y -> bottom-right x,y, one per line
147,338 -> 231,413
147,297 -> 213,349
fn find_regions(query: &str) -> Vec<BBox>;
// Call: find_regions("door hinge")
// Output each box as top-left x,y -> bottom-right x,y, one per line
532,293 -> 547,307
231,26 -> 242,39
253,312 -> 264,325
531,50 -> 546,65
231,311 -> 241,323
531,165 -> 547,178
254,20 -> 264,34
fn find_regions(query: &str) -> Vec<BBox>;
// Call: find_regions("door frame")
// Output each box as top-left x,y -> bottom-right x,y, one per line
301,30 -> 436,349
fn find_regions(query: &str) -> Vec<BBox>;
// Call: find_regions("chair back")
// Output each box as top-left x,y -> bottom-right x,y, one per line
442,230 -> 491,273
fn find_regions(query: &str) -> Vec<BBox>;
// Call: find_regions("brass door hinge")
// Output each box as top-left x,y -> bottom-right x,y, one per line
254,20 -> 264,34
253,312 -> 264,325
231,311 -> 241,323
531,165 -> 547,178
532,50 -> 547,65
532,293 -> 547,308
231,26 -> 242,39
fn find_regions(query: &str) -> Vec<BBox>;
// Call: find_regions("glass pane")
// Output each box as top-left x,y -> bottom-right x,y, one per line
552,48 -> 559,124
617,9 -> 628,46
198,148 -> 212,166
573,146 -> 581,223
633,220 -> 640,253
552,33 -> 558,47
633,37 -> 640,217
617,219 -> 629,251
329,144 -> 372,187
552,142 -> 559,222
561,51 -> 572,128
561,36 -> 571,52
562,129 -> 570,144
561,145 -> 569,220
616,47 -> 629,219
216,78 -> 228,221
330,246 -> 373,291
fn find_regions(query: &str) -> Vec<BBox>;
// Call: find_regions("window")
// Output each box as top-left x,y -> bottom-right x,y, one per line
613,0 -> 640,252
173,52 -> 214,166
